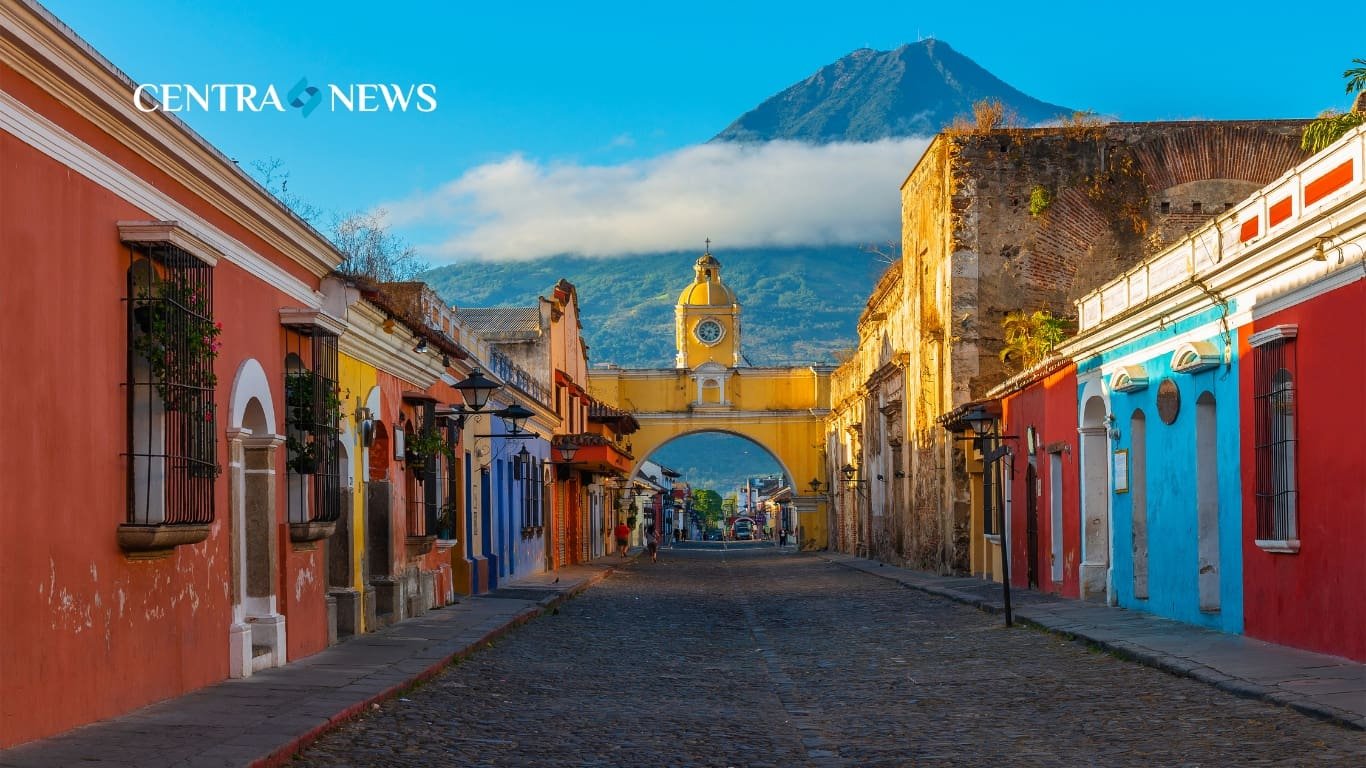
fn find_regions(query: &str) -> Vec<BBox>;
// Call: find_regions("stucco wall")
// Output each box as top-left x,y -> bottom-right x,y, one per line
1240,280 -> 1366,661
1002,365 -> 1082,598
1085,312 -> 1245,633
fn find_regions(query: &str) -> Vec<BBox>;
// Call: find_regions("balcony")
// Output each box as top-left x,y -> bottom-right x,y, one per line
556,433 -> 633,475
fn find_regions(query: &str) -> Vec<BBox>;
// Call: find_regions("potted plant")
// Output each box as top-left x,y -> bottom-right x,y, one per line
436,498 -> 457,540
130,270 -> 222,415
405,427 -> 451,474
284,369 -> 340,475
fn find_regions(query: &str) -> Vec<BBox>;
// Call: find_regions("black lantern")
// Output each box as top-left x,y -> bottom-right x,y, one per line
453,368 -> 500,412
557,441 -> 579,462
808,477 -> 824,494
513,445 -> 531,480
840,463 -> 858,482
963,405 -> 995,438
495,401 -> 534,434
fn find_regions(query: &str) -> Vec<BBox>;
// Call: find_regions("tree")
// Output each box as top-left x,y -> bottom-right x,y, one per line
999,309 -> 1070,370
721,495 -> 738,520
251,159 -> 428,283
690,489 -> 723,530
1301,59 -> 1366,153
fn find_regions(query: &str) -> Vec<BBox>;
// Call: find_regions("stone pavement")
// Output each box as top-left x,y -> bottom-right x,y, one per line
823,552 -> 1366,730
0,554 -> 636,768
290,547 -> 1363,767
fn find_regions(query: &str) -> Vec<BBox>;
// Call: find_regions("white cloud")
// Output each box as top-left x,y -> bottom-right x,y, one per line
380,138 -> 931,261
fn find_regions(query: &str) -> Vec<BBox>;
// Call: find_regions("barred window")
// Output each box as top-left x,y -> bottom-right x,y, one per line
1253,335 -> 1298,546
127,246 -> 219,528
402,401 -> 444,539
284,329 -> 342,531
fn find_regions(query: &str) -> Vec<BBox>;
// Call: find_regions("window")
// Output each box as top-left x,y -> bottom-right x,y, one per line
283,328 -> 342,536
126,244 -> 219,536
1253,333 -> 1298,549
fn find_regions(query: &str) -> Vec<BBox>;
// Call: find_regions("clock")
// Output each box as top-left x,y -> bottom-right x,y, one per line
694,319 -> 724,345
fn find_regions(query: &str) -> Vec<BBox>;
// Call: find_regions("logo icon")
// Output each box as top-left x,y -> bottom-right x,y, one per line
287,77 -> 321,118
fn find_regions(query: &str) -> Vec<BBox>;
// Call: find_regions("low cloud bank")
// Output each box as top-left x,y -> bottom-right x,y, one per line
382,138 -> 931,261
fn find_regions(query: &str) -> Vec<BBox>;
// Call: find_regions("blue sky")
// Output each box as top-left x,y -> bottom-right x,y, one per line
41,0 -> 1361,261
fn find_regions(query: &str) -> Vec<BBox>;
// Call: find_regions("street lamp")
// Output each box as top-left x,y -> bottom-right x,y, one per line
808,478 -> 823,494
554,440 -> 578,463
453,368 -> 499,412
513,445 -> 531,480
494,400 -> 534,435
950,403 -> 1017,627
963,405 -> 995,438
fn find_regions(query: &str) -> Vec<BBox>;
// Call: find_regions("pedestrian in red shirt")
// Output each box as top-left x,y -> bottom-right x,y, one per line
614,521 -> 631,558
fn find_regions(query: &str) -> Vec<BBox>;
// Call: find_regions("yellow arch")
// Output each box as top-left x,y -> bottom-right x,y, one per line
590,364 -> 833,548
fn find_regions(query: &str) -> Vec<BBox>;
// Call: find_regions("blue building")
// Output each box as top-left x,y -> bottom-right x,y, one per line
1071,305 -> 1245,632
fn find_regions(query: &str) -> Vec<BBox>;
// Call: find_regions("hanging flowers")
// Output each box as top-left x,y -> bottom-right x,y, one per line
130,269 -> 221,415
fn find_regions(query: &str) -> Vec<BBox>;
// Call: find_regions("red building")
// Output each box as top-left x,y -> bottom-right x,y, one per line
1239,278 -> 1365,661
0,2 -> 347,744
996,361 -> 1084,599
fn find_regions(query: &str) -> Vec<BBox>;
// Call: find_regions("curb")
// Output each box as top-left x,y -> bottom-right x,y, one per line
248,564 -> 621,768
822,555 -> 1363,732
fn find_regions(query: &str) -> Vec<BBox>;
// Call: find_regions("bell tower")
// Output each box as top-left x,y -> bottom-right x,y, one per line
674,246 -> 741,369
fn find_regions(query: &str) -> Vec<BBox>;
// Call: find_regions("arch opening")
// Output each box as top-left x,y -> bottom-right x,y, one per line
640,430 -> 794,541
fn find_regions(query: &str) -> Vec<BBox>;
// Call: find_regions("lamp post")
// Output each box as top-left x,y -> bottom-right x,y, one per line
961,405 -> 1016,628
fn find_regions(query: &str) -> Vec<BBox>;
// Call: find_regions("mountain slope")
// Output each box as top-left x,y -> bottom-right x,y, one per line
424,246 -> 885,368
714,39 -> 1072,142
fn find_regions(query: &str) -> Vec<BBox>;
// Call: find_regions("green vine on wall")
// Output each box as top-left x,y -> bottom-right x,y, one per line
285,369 -> 341,474
130,271 -> 221,416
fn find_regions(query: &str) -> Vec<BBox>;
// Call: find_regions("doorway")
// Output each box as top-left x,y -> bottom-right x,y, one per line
1195,392 -> 1220,612
1080,395 -> 1110,602
1025,463 -> 1039,589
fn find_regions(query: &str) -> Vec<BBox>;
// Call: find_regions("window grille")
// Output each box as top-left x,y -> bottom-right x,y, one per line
1254,337 -> 1297,542
126,246 -> 219,526
284,329 -> 342,526
402,403 -> 442,538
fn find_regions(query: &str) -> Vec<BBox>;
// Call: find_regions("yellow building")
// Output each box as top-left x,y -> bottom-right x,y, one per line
589,250 -> 833,548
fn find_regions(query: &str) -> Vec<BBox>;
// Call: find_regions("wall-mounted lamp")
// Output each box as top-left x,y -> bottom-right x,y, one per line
382,317 -> 395,334
441,353 -> 451,368
807,478 -> 824,494
413,338 -> 428,354
894,470 -> 907,478
840,463 -> 865,485
513,445 -> 532,480
555,441 -> 579,463
495,401 -> 534,435
453,368 -> 499,412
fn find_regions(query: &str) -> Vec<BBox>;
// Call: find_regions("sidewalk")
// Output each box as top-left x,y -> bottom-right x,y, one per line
0,554 -> 637,768
823,552 -> 1366,730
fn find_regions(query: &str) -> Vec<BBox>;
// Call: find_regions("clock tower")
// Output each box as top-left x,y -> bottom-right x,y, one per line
675,248 -> 741,369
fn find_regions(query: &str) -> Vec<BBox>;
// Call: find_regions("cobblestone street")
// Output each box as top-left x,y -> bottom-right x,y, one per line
293,547 -> 1364,767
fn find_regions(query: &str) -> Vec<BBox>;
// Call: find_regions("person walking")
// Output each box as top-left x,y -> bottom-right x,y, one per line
645,525 -> 659,563
614,521 -> 631,558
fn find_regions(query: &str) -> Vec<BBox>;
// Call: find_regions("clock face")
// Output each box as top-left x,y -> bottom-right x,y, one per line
694,319 -> 724,345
